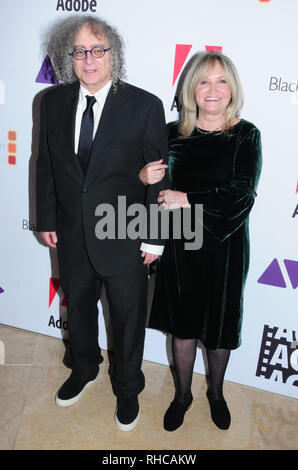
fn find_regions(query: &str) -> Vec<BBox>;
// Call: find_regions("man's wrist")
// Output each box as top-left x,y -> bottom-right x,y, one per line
140,242 -> 164,256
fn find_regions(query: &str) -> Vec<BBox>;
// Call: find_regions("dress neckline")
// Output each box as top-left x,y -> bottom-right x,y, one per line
195,119 -> 242,135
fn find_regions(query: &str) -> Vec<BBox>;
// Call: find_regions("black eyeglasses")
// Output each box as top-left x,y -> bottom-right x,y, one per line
69,46 -> 111,60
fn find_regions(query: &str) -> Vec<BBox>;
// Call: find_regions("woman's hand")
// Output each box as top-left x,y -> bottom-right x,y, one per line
138,159 -> 168,185
157,190 -> 190,210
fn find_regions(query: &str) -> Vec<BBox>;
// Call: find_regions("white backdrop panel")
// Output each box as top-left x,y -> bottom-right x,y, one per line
0,0 -> 297,399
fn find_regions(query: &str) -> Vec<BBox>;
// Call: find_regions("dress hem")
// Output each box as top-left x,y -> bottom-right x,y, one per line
147,326 -> 241,351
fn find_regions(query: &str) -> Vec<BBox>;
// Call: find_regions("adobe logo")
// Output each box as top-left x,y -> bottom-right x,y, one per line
258,259 -> 298,289
49,277 -> 67,307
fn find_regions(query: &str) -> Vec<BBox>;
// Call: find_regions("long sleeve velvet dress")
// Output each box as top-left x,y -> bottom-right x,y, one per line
148,119 -> 262,350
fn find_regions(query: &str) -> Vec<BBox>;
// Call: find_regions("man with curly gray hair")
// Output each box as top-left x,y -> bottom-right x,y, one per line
44,15 -> 125,87
36,14 -> 167,431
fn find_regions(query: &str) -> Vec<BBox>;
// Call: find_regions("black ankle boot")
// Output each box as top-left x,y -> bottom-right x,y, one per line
163,394 -> 193,432
206,390 -> 231,430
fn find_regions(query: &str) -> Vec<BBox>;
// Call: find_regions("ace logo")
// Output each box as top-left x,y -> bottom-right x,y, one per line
256,325 -> 298,387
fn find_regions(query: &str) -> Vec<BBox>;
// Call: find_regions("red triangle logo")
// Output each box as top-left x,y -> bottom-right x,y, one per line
205,45 -> 223,52
49,278 -> 60,308
172,44 -> 192,86
49,277 -> 67,307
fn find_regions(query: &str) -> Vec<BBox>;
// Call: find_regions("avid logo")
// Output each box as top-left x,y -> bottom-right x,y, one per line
171,44 -> 223,112
36,56 -> 59,86
256,324 -> 298,387
48,277 -> 68,330
258,258 -> 298,289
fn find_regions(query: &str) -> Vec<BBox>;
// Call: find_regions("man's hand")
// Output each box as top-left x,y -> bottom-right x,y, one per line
141,251 -> 158,265
41,231 -> 57,248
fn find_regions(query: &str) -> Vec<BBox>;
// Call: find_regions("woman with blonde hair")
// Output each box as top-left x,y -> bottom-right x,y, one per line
139,52 -> 262,431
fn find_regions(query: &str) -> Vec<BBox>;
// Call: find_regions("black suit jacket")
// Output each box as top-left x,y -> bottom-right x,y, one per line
36,81 -> 168,276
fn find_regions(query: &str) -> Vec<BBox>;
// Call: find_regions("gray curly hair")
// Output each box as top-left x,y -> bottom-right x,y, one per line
43,15 -> 125,87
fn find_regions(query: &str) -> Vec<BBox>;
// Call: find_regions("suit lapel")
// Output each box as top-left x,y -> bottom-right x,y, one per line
85,83 -> 128,180
60,81 -> 84,181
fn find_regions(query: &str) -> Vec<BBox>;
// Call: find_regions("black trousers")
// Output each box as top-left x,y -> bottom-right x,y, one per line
59,247 -> 148,399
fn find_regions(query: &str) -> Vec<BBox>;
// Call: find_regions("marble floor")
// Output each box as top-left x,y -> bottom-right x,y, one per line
0,323 -> 297,451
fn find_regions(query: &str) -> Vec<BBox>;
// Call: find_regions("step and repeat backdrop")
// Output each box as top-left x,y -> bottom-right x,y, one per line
0,0 -> 297,399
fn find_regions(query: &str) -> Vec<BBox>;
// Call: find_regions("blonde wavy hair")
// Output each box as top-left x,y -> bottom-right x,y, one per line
179,51 -> 244,136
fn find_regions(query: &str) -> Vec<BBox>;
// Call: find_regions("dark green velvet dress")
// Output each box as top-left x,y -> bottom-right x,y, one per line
148,119 -> 262,350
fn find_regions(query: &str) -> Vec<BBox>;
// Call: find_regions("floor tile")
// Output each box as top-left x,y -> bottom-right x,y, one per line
34,335 -> 66,365
15,365 -> 111,450
240,386 -> 298,450
1,326 -> 297,451
35,334 -> 109,365
141,371 -> 264,450
0,365 -> 32,449
14,362 -> 264,450
0,325 -> 38,364
190,382 -> 264,450
138,362 -> 205,450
